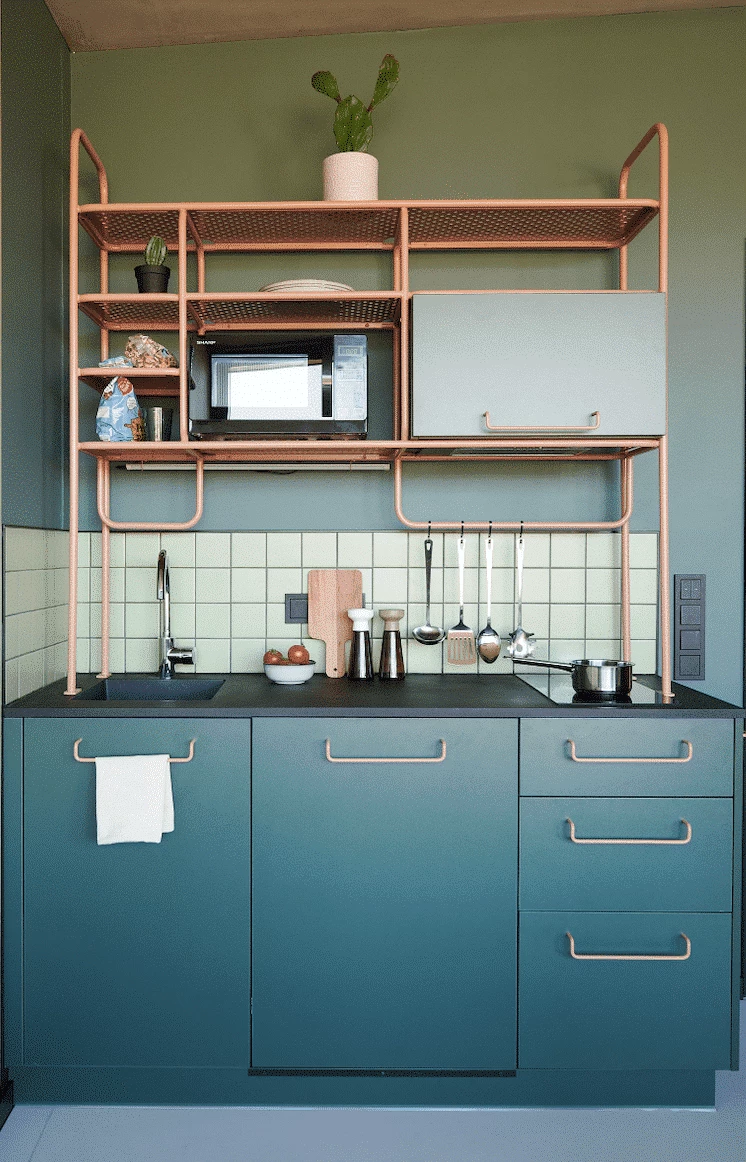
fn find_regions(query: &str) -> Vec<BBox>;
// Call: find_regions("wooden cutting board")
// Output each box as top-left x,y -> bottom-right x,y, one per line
307,569 -> 363,678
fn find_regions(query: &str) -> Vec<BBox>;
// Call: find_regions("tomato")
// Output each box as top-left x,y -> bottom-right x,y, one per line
288,644 -> 311,665
263,649 -> 284,664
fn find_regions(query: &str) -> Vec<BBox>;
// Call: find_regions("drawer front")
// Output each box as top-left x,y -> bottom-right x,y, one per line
520,718 -> 734,796
252,718 -> 518,1069
519,912 -> 733,1070
520,798 -> 733,912
411,291 -> 666,438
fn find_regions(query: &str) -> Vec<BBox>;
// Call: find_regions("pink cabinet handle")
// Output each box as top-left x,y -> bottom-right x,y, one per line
483,410 -> 600,432
567,817 -> 692,845
567,932 -> 691,961
567,739 -> 693,764
325,739 -> 446,764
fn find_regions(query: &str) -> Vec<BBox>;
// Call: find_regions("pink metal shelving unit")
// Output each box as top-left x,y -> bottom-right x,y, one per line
66,124 -> 671,697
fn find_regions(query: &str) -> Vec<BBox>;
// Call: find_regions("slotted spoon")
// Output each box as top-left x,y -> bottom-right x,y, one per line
447,533 -> 477,665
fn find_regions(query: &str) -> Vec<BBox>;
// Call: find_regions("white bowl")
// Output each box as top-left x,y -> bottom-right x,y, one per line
264,662 -> 316,685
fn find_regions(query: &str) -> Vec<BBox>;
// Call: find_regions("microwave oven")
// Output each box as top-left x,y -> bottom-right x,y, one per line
188,332 -> 367,438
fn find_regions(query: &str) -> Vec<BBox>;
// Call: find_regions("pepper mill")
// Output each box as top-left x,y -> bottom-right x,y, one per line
378,608 -> 405,681
347,607 -> 375,680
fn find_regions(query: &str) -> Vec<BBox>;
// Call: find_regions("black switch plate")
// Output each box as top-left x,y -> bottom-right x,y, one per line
285,593 -> 308,624
674,574 -> 705,681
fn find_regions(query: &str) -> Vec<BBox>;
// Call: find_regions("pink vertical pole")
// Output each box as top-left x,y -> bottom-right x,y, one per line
66,134 -> 83,694
97,459 -> 111,678
398,208 -> 410,440
620,456 -> 632,661
178,209 -> 188,441
659,436 -> 672,699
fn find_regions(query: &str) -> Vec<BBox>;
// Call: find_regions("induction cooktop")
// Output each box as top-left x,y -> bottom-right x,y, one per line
517,671 -> 666,706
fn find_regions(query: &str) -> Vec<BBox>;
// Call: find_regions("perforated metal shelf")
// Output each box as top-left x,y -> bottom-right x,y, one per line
78,292 -> 402,330
78,199 -> 659,253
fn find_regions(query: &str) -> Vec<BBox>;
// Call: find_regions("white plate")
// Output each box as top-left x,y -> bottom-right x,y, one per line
259,279 -> 354,293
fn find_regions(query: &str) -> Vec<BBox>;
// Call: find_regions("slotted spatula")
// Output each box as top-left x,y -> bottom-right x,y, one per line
447,532 -> 477,665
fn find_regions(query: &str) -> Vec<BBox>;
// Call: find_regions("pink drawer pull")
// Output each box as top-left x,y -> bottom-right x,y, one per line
567,932 -> 691,962
73,738 -> 196,764
567,739 -> 693,764
483,410 -> 600,432
567,817 -> 692,845
325,739 -> 446,764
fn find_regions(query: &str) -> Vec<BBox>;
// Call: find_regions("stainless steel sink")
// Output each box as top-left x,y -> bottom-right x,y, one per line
76,678 -> 225,702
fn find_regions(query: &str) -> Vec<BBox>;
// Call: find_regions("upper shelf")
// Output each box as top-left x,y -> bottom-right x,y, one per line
78,292 -> 402,331
78,199 -> 660,254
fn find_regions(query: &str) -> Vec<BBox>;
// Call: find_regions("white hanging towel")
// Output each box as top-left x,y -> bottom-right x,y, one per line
96,754 -> 174,845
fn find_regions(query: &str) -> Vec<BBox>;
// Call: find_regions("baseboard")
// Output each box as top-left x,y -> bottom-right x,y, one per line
6,1066 -> 715,1109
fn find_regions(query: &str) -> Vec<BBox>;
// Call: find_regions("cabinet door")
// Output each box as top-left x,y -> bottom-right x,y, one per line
22,718 -> 251,1068
519,912 -> 733,1070
411,292 -> 666,437
252,717 -> 517,1070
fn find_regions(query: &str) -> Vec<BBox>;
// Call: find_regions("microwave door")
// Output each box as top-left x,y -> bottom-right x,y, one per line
214,355 -> 323,421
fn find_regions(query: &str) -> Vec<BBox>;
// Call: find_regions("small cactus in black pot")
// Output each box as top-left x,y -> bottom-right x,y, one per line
312,54 -> 399,152
135,235 -> 170,293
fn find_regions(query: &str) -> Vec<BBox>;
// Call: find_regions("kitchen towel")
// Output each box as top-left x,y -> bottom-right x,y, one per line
95,754 -> 174,845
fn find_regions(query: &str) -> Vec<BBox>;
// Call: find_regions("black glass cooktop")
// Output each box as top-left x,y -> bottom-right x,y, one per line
517,672 -> 662,706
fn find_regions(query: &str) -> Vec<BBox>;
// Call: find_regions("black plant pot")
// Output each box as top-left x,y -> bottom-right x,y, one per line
135,264 -> 170,293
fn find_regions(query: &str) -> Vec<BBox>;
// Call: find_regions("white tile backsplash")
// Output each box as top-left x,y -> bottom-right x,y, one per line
4,528 -> 660,695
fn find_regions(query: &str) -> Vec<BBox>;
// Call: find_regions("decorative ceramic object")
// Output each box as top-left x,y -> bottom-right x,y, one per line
264,661 -> 316,685
323,152 -> 378,201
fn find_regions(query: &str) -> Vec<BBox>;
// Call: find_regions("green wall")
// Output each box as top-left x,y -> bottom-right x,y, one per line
1,0 -> 70,528
65,10 -> 745,700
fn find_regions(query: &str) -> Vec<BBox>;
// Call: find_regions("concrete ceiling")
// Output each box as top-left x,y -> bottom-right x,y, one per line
45,0 -> 731,52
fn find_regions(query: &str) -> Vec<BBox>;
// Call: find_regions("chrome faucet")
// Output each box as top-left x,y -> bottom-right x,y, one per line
157,550 -> 194,678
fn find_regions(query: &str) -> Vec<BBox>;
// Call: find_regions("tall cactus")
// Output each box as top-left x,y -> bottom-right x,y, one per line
312,54 -> 400,152
144,235 -> 168,267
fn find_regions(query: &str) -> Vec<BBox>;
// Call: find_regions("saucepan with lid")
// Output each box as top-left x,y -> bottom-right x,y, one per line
517,657 -> 633,699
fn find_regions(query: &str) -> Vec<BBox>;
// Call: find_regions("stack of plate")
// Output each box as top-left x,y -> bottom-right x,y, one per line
259,279 -> 355,293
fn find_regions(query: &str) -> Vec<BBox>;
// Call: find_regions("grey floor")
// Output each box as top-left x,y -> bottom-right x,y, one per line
2,1009 -> 746,1162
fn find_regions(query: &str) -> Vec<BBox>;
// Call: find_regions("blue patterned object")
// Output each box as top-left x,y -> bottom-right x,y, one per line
96,376 -> 144,442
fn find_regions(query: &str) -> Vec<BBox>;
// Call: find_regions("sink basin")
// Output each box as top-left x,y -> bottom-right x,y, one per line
76,678 -> 225,702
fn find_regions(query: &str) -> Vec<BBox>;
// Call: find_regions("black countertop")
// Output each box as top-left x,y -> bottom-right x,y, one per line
4,673 -> 743,718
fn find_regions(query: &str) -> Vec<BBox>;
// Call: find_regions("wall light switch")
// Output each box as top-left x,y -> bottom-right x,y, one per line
674,574 -> 705,681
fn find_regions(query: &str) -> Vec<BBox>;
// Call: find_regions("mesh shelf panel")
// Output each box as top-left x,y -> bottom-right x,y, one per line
79,202 -> 658,251
190,208 -> 400,246
407,204 -> 658,247
80,210 -> 182,248
191,296 -> 400,326
79,295 -> 400,329
79,298 -> 181,328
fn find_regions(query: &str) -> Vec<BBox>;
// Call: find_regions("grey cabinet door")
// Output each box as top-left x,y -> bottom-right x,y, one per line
411,292 -> 666,437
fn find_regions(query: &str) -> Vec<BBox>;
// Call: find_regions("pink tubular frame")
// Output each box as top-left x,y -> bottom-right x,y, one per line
66,124 -> 671,699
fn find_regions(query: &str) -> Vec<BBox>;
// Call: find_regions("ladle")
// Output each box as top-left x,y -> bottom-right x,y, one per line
477,528 -> 501,663
506,526 -> 536,660
412,533 -> 446,645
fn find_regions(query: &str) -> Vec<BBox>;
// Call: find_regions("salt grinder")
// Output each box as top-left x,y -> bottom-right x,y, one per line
347,607 -> 375,680
378,608 -> 406,680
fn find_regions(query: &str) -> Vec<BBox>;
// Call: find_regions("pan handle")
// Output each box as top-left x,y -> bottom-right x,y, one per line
513,658 -> 574,674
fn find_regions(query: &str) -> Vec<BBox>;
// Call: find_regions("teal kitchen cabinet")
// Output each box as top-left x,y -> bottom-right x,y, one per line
519,911 -> 733,1070
411,291 -> 666,438
252,717 -> 518,1070
17,718 -> 251,1069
